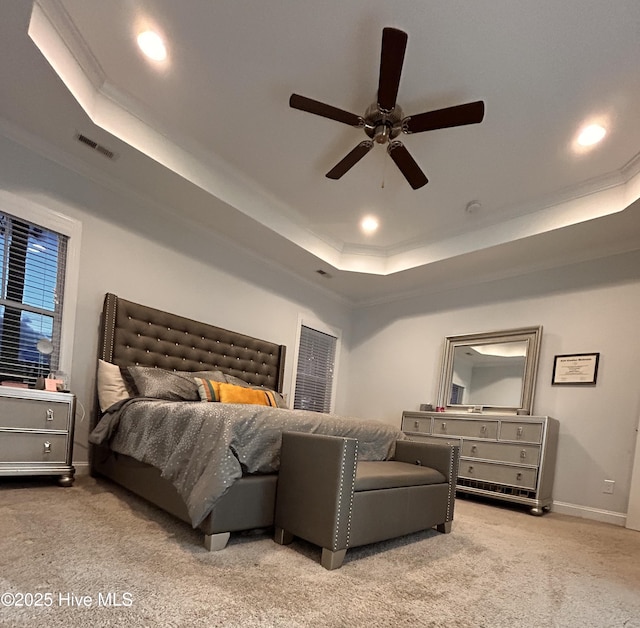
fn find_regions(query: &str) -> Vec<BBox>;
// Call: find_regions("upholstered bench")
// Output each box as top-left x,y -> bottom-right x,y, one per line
274,432 -> 460,569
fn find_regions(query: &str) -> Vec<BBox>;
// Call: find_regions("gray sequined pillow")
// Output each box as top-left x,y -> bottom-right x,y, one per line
128,366 -> 226,401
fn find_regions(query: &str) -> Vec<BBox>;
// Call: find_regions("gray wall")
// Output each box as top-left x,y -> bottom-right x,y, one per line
2,132 -> 639,523
0,135 -> 353,464
345,253 -> 640,521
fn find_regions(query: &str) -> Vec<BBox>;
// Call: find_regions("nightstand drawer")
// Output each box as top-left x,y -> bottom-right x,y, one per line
401,415 -> 432,434
0,396 -> 70,431
432,418 -> 498,439
0,432 -> 68,463
462,440 -> 540,465
458,460 -> 537,490
499,421 -> 543,443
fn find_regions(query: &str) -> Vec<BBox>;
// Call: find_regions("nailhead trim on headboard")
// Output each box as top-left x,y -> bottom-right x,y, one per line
98,293 -> 286,392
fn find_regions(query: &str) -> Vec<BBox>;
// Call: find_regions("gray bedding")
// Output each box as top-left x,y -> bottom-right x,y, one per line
89,399 -> 405,527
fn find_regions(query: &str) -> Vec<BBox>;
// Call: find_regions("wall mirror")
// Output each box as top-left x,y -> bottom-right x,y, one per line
437,326 -> 543,415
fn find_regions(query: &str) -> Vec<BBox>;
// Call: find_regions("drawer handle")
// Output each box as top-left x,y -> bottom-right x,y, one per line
471,445 -> 477,453
480,424 -> 487,433
414,420 -> 420,429
46,409 -> 54,421
441,422 -> 447,432
468,465 -> 474,473
520,450 -> 527,459
43,441 -> 52,454
517,426 -> 523,438
516,472 -> 523,481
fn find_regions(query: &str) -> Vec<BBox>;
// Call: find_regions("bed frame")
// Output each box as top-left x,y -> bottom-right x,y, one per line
90,293 -> 286,550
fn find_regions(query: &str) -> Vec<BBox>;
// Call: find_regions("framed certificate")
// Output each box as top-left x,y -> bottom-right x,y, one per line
552,353 -> 600,385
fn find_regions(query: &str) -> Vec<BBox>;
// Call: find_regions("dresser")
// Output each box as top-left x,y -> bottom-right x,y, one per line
401,411 -> 559,515
0,387 -> 76,486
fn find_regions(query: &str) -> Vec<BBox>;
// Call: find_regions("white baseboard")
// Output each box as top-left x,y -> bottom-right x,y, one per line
552,500 -> 627,526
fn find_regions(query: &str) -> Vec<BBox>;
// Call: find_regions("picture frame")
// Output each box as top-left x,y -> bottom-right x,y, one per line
552,352 -> 600,385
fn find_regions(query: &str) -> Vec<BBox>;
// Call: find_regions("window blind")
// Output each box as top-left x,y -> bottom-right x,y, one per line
450,383 -> 464,404
293,325 -> 337,413
0,211 -> 67,385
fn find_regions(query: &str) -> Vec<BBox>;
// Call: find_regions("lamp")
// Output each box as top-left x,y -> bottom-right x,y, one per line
35,337 -> 53,389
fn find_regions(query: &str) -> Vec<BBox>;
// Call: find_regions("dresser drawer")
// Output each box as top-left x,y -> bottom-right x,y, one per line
0,397 -> 70,431
401,414 -> 432,434
432,418 -> 498,439
458,460 -> 537,490
462,440 -> 540,465
0,432 -> 68,463
406,433 -> 462,447
499,421 -> 543,443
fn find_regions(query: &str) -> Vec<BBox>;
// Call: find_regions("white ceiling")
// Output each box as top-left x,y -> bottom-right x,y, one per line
2,1 -> 640,304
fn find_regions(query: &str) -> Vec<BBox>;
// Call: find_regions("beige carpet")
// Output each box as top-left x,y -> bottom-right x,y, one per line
1,475 -> 639,628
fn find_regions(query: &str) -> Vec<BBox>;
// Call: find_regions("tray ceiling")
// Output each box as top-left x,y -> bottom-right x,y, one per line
1,1 -> 639,303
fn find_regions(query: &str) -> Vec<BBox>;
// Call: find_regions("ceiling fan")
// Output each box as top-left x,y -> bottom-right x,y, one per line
290,27 -> 485,190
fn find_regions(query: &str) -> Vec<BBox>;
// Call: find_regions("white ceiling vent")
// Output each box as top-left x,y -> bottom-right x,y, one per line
75,133 -> 117,160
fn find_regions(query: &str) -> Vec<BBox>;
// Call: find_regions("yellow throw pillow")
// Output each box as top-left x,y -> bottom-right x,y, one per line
195,379 -> 278,407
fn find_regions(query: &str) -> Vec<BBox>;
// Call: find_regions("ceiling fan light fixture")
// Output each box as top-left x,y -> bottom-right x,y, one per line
290,27 -> 484,189
374,125 -> 390,144
137,30 -> 167,61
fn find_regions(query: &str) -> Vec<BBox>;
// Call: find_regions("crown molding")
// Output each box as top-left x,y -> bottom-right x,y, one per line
33,0 -> 106,88
0,116 -> 354,310
27,1 -> 640,278
354,241 -> 640,309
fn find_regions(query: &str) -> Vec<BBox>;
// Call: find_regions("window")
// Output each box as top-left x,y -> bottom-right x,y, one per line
293,324 -> 338,413
0,211 -> 68,385
450,383 -> 464,404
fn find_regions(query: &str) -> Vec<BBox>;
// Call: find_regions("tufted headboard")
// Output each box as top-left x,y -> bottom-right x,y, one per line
98,293 -> 286,392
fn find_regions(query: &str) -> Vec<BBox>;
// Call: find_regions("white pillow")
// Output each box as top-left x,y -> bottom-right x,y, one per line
97,359 -> 130,412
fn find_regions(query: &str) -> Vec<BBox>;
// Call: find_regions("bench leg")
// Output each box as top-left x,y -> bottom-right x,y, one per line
204,532 -> 231,551
436,521 -> 452,534
274,526 -> 294,545
321,548 -> 347,570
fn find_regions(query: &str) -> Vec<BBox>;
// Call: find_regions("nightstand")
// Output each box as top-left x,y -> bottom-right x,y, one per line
0,387 -> 76,486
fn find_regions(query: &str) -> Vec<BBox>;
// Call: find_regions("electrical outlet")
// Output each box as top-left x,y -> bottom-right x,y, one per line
603,479 -> 615,494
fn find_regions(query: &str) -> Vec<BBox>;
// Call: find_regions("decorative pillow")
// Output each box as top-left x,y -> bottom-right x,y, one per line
127,366 -> 226,401
223,374 -> 289,409
97,359 -> 130,412
195,379 -> 278,407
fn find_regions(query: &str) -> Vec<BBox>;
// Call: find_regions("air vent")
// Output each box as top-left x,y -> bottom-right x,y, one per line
315,269 -> 333,279
76,133 -> 116,160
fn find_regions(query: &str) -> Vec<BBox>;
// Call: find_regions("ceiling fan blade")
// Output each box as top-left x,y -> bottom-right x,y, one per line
387,141 -> 428,189
377,27 -> 408,113
290,94 -> 363,127
326,141 -> 374,179
403,100 -> 485,134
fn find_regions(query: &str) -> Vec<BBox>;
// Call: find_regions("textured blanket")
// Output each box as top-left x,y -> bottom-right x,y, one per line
89,399 -> 405,527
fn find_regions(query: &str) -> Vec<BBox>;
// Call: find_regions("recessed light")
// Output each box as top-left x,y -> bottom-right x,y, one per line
137,30 -> 167,61
577,124 -> 606,147
360,215 -> 379,234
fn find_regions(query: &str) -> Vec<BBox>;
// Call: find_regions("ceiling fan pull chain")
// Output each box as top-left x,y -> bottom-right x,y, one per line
381,149 -> 389,188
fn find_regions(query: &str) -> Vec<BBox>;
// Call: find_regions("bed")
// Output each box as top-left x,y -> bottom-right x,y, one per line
89,293 -> 405,550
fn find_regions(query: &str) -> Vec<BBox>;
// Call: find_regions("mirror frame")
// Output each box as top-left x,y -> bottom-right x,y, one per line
437,326 -> 543,415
